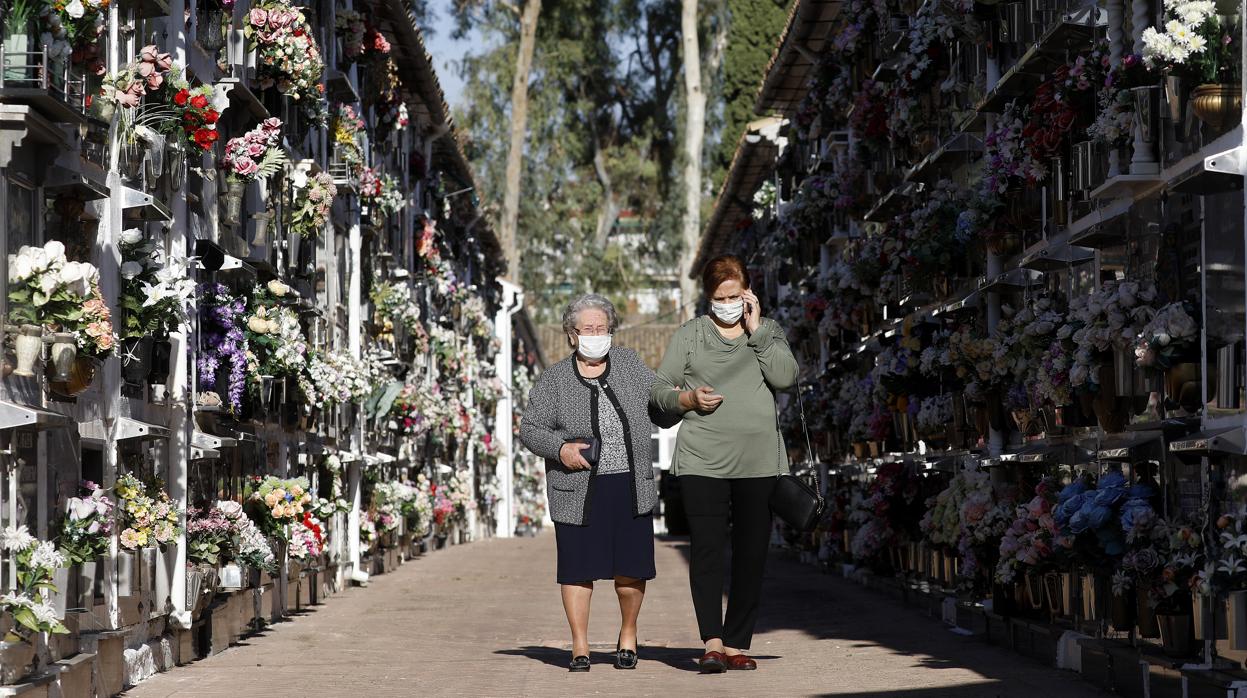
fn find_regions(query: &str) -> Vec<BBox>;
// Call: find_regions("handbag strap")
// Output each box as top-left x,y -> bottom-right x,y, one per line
775,377 -> 824,500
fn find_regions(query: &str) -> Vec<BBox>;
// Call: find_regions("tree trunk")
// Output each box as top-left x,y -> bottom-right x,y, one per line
678,0 -> 705,321
499,0 -> 542,283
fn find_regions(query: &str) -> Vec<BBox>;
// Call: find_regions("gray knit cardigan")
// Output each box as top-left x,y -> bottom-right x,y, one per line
519,347 -> 676,526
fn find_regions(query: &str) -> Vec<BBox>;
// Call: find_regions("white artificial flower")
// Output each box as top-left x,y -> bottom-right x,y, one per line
120,261 -> 144,280
119,229 -> 144,245
39,272 -> 59,298
29,541 -> 65,571
43,240 -> 66,268
10,254 -> 33,283
64,0 -> 85,17
68,497 -> 96,521
0,525 -> 35,552
31,600 -> 60,625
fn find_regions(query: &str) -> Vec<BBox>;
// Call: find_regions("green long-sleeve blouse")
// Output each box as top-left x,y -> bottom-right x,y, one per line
650,315 -> 799,478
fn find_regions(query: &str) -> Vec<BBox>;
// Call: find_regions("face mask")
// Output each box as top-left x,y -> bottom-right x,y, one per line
712,300 -> 744,324
577,334 -> 612,360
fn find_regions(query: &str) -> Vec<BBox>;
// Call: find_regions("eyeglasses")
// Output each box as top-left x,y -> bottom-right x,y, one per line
573,326 -> 610,337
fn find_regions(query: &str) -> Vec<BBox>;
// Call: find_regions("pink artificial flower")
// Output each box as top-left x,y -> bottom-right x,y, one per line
137,61 -> 155,78
246,142 -> 265,157
262,117 -> 282,132
139,44 -> 160,63
146,72 -> 164,90
233,157 -> 259,176
249,8 -> 268,26
115,85 -> 141,107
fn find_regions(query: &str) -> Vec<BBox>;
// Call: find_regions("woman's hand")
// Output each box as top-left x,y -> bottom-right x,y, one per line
560,442 -> 592,470
743,289 -> 761,335
679,385 -> 723,414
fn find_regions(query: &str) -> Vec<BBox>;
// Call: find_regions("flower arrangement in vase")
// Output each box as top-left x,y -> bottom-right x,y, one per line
246,475 -> 313,540
38,0 -> 107,76
1144,0 -> 1242,127
0,525 -> 68,653
55,481 -> 114,563
114,473 -> 182,550
7,240 -> 114,378
187,500 -> 277,571
219,118 -> 286,222
995,478 -> 1061,584
196,283 -> 256,414
286,170 -> 336,239
1135,300 -> 1199,369
1088,54 -> 1155,147
1066,279 -> 1158,393
245,2 -> 325,105
245,280 -> 308,380
331,104 -> 365,175
117,229 -> 194,382
286,512 -> 324,561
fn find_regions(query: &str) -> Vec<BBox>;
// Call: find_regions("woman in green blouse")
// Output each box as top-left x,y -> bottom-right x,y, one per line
650,254 -> 798,673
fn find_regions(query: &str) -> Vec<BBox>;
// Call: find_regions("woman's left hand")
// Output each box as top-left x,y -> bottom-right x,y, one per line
743,289 -> 761,335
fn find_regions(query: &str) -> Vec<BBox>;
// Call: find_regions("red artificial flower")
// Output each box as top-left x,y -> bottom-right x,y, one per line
190,94 -> 209,109
204,110 -> 219,124
174,89 -> 189,106
193,129 -> 215,149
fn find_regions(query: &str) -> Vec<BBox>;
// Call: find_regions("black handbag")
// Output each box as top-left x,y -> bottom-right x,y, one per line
769,380 -> 825,532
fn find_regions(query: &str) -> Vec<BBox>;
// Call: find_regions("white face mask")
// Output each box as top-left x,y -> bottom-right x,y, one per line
712,300 -> 745,324
577,334 -> 612,360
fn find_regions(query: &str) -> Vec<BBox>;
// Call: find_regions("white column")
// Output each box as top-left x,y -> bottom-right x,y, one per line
166,0 -> 192,630
104,0 -> 124,629
493,280 -> 522,538
464,336 -> 478,540
346,210 -> 367,582
1130,0 -> 1160,174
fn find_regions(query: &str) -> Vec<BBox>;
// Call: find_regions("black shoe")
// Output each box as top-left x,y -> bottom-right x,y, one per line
615,647 -> 638,670
569,655 -> 591,672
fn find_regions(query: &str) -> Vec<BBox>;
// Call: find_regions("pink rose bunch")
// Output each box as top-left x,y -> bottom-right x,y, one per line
101,44 -> 174,108
220,118 -> 283,182
995,478 -> 1062,584
246,2 -> 325,102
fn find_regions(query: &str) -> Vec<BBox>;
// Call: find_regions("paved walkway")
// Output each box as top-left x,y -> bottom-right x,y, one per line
125,533 -> 1106,697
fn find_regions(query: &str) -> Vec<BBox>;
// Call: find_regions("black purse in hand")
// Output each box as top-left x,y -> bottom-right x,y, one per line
769,380 -> 825,532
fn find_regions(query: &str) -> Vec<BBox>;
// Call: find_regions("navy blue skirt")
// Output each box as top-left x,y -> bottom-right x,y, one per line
554,473 -> 656,584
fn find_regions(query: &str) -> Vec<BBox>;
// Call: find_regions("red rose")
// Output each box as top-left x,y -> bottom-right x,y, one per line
204,110 -> 219,124
190,94 -> 208,109
174,89 -> 189,106
194,129 -> 214,148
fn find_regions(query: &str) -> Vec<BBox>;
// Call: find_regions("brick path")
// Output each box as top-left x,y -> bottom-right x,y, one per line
125,534 -> 1107,697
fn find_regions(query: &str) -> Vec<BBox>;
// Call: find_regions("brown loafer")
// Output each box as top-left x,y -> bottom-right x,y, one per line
698,651 -> 727,673
726,654 -> 757,670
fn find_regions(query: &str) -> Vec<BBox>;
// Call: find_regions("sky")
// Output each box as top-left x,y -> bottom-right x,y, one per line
423,4 -> 474,110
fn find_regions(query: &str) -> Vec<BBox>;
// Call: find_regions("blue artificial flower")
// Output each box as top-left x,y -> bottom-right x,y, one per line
1058,479 -> 1090,505
1120,497 -> 1155,532
1071,499 -> 1113,534
1128,484 -> 1155,500
1094,485 -> 1127,508
1056,492 -> 1086,526
1098,472 -> 1127,490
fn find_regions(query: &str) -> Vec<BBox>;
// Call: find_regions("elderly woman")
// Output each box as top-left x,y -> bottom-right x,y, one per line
519,293 -> 669,672
650,254 -> 798,673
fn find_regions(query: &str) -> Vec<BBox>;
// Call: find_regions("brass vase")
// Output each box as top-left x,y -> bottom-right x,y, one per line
1189,83 -> 1242,129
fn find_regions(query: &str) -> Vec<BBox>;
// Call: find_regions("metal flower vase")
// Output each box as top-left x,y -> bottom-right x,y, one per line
1157,613 -> 1194,656
197,5 -> 227,52
1189,83 -> 1242,130
49,332 -> 77,382
120,336 -> 154,384
12,324 -> 42,377
221,179 -> 246,226
0,638 -> 35,685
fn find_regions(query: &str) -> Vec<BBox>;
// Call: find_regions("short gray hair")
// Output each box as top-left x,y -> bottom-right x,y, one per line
562,293 -> 619,335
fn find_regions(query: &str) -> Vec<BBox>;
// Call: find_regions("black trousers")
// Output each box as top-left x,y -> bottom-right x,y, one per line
680,475 -> 775,650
